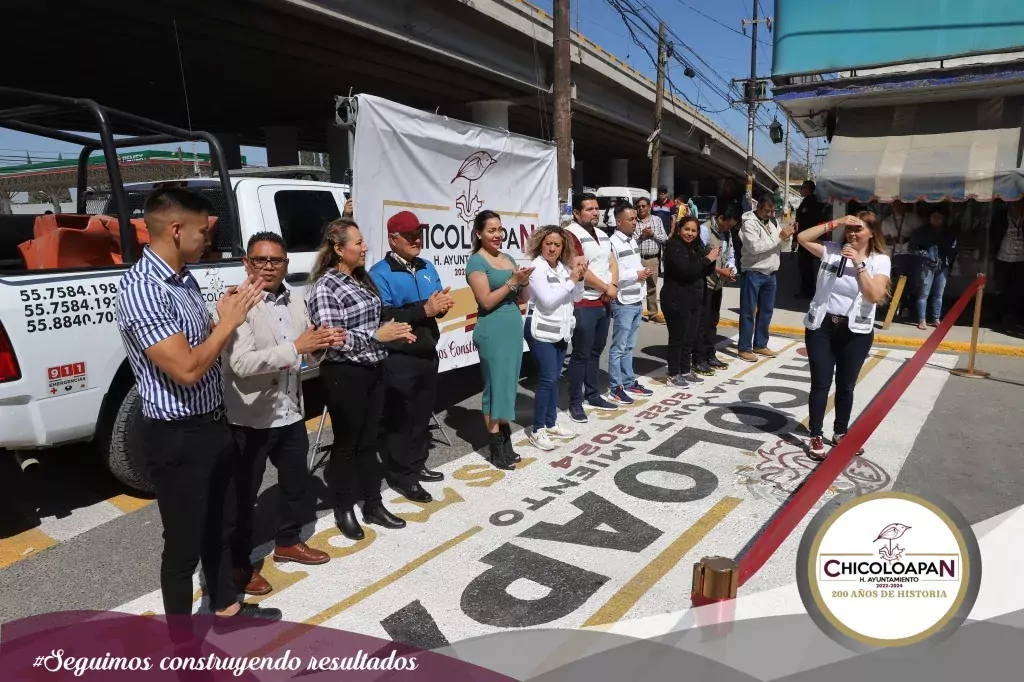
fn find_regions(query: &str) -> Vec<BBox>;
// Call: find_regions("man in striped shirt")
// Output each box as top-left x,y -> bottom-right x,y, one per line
116,188 -> 281,629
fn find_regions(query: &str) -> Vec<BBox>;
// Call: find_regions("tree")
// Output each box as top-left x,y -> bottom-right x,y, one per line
772,161 -> 809,182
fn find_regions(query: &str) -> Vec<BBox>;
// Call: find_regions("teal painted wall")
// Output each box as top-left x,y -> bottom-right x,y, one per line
772,0 -> 1024,77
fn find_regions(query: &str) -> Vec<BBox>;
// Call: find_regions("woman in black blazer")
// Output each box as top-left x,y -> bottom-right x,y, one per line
661,215 -> 720,388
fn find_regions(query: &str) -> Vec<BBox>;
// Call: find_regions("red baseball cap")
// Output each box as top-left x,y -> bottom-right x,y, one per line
387,210 -> 426,235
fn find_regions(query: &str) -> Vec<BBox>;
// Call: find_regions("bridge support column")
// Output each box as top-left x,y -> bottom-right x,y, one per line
610,159 -> 628,187
658,155 -> 675,195
264,126 -> 299,167
327,123 -> 352,185
212,134 -> 243,171
469,100 -> 512,130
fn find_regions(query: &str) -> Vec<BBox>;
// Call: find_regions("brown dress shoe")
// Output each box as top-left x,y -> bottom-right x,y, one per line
737,351 -> 758,363
273,542 -> 330,566
752,347 -> 777,357
234,567 -> 272,596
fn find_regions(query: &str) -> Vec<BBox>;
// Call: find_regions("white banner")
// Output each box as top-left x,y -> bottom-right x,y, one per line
352,94 -> 559,372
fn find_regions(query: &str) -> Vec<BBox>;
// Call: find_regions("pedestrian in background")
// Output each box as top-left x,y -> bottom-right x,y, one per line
307,218 -> 415,541
910,207 -> 958,329
694,204 -> 741,374
793,180 -> 826,299
524,225 -> 585,451
880,200 -> 922,319
651,185 -> 676,237
736,195 -> 793,362
796,212 -> 891,459
465,210 -> 533,470
565,193 -> 620,423
222,232 -> 340,597
661,215 -> 719,387
116,188 -> 280,628
606,203 -> 654,404
635,196 -> 667,323
370,211 -> 454,504
992,198 -> 1024,329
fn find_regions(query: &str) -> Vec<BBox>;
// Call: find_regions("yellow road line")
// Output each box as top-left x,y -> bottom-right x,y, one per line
304,525 -> 482,626
107,494 -> 155,514
248,526 -> 483,657
305,412 -> 330,431
718,318 -> 1024,357
800,350 -> 889,430
0,527 -> 58,570
582,497 -> 743,627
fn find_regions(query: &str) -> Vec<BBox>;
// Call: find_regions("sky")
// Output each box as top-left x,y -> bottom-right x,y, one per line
532,0 -> 816,172
0,0 -> 813,177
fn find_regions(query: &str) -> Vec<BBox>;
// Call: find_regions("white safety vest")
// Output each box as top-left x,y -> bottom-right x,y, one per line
526,257 -> 579,343
610,230 -> 644,305
804,243 -> 889,334
566,222 -> 613,302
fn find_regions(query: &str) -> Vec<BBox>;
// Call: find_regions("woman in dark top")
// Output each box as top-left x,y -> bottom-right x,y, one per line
910,207 -> 958,329
661,215 -> 720,388
307,218 -> 417,540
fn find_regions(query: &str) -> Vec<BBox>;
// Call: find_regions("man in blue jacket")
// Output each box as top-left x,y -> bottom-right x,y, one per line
370,211 -> 454,503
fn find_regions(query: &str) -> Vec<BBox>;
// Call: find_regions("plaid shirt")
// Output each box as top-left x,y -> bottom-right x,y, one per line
306,269 -> 387,365
636,213 -> 668,258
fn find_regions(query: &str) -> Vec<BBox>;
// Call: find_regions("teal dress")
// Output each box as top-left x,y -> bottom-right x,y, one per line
466,251 -> 524,421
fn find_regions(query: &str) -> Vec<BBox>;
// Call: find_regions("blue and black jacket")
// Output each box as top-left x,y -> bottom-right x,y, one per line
369,253 -> 446,358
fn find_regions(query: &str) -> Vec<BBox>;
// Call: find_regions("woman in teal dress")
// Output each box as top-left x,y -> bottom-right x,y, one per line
465,210 -> 533,470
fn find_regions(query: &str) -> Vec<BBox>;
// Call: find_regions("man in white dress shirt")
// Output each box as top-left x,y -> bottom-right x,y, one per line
222,232 -> 345,596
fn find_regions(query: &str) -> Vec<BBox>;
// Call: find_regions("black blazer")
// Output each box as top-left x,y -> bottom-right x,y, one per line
662,235 -> 714,296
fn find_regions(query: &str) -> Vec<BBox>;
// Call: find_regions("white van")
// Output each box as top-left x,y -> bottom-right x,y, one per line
594,186 -> 651,233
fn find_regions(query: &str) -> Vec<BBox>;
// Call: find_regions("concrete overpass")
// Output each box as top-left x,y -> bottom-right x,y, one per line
4,0 -> 781,196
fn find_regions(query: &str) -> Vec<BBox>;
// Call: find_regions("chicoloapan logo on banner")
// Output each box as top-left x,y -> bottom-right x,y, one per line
798,491 -> 981,649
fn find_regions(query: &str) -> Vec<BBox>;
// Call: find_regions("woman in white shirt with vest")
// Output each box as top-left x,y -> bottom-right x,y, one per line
524,226 -> 586,451
796,211 -> 891,459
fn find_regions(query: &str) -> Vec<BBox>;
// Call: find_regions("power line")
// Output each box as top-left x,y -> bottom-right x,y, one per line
675,0 -> 771,47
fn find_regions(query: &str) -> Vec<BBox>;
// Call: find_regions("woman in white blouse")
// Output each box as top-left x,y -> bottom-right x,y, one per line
796,212 -> 891,460
524,226 -> 586,451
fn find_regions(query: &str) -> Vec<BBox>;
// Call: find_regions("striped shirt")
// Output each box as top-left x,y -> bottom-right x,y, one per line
636,213 -> 668,258
116,246 -> 222,420
306,269 -> 387,365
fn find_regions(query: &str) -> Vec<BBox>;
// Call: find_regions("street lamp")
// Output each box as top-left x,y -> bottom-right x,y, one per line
769,118 -> 784,144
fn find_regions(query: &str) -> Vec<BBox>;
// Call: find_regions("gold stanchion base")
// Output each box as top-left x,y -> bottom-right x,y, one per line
950,368 -> 990,379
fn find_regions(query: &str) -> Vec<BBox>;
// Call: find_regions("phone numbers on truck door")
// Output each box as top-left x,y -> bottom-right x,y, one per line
19,282 -> 119,333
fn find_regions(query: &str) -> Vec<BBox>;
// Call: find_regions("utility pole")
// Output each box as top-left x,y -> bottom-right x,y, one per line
783,117 -> 791,218
805,139 -> 812,179
744,0 -> 759,205
553,0 -> 573,205
650,21 -> 667,199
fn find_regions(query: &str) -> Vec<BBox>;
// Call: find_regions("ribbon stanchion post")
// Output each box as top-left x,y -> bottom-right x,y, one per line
690,556 -> 738,634
950,274 -> 990,379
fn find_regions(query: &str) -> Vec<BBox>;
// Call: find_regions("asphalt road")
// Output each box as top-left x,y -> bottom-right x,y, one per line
2,316 -> 1023,628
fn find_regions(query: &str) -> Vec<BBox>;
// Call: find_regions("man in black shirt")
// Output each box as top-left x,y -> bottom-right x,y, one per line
793,180 -> 826,298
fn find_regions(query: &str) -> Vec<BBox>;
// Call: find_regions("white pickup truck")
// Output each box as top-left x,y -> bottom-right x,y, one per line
0,177 -> 348,491
0,88 -> 350,492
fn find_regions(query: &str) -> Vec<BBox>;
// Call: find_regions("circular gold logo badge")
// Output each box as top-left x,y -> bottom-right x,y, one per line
797,491 -> 981,650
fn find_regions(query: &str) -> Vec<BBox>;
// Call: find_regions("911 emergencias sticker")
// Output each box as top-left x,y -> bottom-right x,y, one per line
46,362 -> 87,397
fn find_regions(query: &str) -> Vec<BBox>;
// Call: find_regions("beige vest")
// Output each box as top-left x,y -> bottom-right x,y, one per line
703,220 -> 729,291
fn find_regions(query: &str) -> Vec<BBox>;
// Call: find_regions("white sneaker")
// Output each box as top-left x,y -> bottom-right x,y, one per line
528,428 -> 557,451
545,423 -> 578,440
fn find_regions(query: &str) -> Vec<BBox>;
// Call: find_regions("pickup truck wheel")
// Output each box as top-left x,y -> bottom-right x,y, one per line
104,386 -> 154,493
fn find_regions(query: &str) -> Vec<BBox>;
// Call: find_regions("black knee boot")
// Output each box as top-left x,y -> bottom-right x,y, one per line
488,432 -> 515,470
499,423 -> 521,462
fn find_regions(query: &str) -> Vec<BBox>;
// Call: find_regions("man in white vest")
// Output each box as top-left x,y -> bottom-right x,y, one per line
736,194 -> 794,362
565,193 -> 619,423
606,203 -> 653,405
